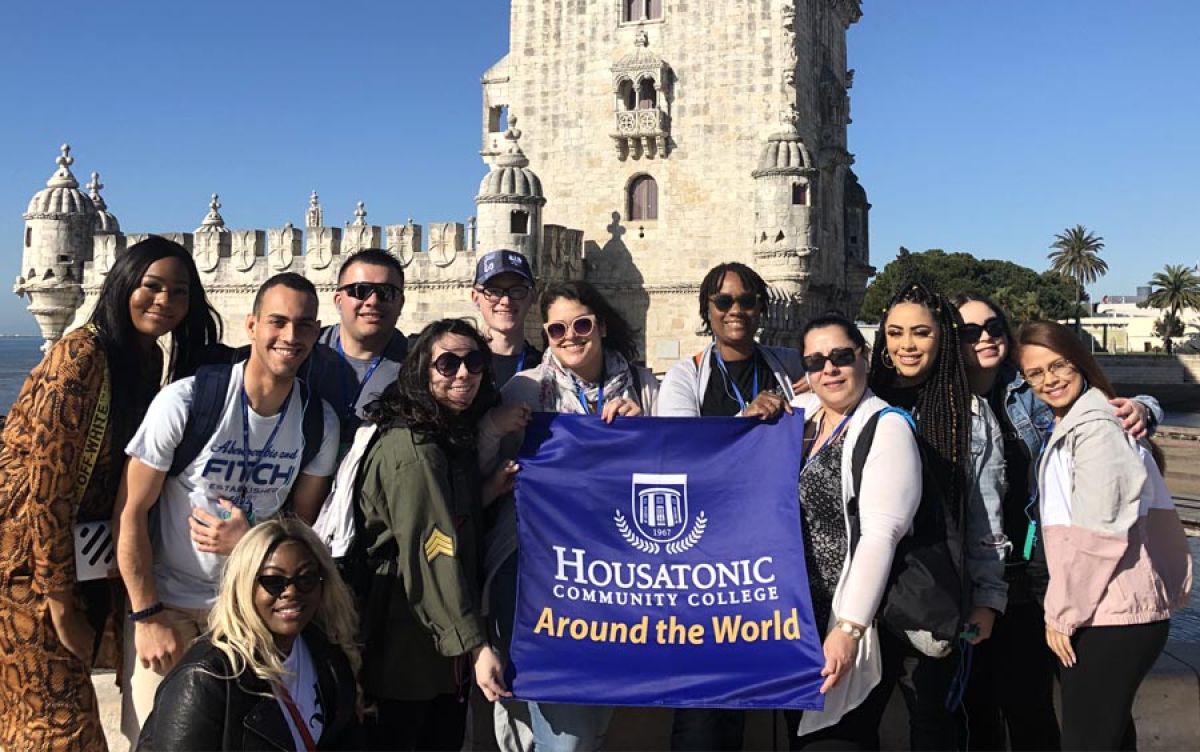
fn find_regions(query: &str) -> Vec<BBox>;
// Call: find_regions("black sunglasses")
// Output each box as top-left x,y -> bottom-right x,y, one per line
257,572 -> 324,598
337,282 -> 402,303
433,350 -> 486,377
477,284 -> 531,302
802,347 -> 859,373
709,293 -> 762,313
960,318 -> 1006,345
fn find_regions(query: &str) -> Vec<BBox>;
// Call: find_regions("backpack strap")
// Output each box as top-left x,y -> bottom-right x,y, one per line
169,363 -> 234,477
848,406 -> 916,555
628,366 -> 644,410
298,378 -> 325,471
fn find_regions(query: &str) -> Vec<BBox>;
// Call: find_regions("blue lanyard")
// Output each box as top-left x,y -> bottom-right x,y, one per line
574,378 -> 604,415
802,409 -> 855,467
238,382 -> 292,514
713,349 -> 759,412
1022,422 -> 1056,560
335,336 -> 383,414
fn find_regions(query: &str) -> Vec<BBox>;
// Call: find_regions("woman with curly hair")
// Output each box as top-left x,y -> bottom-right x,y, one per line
137,518 -> 362,749
0,235 -> 221,751
355,318 -> 508,751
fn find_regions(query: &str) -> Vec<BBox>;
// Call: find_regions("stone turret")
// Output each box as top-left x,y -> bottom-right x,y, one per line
474,116 -> 545,259
16,145 -> 96,351
752,109 -> 818,347
88,172 -> 119,234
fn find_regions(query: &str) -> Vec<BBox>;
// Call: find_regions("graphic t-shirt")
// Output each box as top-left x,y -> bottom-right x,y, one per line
126,365 -> 339,608
276,635 -> 324,749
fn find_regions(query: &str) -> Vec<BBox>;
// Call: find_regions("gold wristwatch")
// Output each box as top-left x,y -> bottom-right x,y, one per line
835,620 -> 864,641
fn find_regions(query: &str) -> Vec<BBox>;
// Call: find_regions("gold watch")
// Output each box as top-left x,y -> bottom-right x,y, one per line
835,620 -> 864,641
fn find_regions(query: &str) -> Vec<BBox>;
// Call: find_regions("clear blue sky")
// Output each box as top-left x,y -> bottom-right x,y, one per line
2,0 -> 1197,334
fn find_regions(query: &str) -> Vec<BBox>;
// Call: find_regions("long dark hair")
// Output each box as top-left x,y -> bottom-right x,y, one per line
539,280 -> 640,364
869,280 -> 972,524
953,291 -> 1015,364
697,262 -> 769,336
364,319 -> 498,449
88,235 -> 222,443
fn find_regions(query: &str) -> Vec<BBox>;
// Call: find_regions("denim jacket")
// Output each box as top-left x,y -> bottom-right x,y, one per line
967,394 -> 1009,613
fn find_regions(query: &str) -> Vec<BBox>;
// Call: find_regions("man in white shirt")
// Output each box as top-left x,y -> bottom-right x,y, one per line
114,272 -> 339,742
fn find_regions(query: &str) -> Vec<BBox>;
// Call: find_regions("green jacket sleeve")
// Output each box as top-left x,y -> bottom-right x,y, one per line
361,434 -> 487,657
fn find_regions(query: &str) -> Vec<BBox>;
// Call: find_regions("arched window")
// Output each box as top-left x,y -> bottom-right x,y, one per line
628,175 -> 658,221
25,228 -> 32,248
618,80 -> 636,111
638,79 -> 657,109
624,0 -> 663,22
791,183 -> 808,206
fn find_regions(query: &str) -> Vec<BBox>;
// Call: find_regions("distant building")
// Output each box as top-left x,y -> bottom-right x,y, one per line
1077,286 -> 1200,352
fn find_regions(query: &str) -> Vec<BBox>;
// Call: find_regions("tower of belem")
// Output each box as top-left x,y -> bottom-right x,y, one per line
15,1 -> 869,370
482,0 -> 872,359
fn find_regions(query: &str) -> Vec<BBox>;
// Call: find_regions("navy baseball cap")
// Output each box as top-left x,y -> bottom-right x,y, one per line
475,249 -> 535,286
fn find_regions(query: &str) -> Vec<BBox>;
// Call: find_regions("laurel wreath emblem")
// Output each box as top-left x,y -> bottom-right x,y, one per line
614,511 -> 661,554
665,512 -> 707,555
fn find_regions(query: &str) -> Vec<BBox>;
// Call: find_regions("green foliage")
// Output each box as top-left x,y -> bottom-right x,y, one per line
1144,263 -> 1200,353
857,248 -> 1080,324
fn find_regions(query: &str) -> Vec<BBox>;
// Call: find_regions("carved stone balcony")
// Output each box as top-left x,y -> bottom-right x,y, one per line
612,108 -> 669,160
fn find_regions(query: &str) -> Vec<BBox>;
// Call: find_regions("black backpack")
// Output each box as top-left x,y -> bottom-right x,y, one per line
848,407 -> 966,644
167,362 -> 325,478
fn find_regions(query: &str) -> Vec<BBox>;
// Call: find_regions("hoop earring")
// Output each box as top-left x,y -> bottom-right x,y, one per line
880,348 -> 896,369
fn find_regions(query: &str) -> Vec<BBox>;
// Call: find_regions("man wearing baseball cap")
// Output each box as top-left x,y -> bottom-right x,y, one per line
472,249 -> 543,387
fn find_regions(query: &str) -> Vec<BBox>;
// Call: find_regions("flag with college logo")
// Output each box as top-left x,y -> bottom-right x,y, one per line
509,411 -> 825,709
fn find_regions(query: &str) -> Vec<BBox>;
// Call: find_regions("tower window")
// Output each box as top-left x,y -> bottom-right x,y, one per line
792,184 -> 808,206
488,105 -> 509,133
510,210 -> 529,235
638,79 -> 657,109
25,228 -> 31,248
628,175 -> 658,220
624,0 -> 663,22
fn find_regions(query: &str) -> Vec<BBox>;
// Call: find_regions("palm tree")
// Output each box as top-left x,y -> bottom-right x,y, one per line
1144,264 -> 1200,354
1048,225 -> 1108,332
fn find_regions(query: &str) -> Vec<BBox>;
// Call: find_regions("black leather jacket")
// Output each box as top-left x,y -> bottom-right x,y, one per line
137,628 -> 361,751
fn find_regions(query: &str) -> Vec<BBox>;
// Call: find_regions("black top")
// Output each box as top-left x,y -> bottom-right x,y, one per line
799,438 -> 849,632
700,350 -> 770,417
137,628 -> 361,751
491,342 -> 543,389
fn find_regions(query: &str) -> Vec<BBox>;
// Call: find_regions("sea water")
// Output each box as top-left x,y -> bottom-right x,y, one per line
0,336 -> 46,412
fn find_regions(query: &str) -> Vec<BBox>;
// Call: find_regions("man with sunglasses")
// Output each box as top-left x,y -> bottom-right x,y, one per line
472,249 -> 543,388
308,248 -> 410,446
115,273 -> 341,742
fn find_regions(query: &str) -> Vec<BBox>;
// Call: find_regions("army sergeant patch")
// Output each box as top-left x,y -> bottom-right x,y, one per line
424,527 -> 455,562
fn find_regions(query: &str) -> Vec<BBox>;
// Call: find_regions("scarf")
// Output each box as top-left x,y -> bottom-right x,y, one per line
538,348 -> 636,414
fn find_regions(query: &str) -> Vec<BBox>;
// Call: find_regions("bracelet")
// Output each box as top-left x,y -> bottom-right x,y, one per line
835,620 -> 864,641
129,602 -> 165,622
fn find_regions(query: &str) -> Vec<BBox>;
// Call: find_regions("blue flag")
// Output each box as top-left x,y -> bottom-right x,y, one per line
510,412 -> 826,709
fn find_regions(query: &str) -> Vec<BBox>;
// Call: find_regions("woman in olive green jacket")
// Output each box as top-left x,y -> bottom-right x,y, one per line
356,319 -> 510,751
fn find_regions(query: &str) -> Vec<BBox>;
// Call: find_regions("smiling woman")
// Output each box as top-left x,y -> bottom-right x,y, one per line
137,519 -> 362,750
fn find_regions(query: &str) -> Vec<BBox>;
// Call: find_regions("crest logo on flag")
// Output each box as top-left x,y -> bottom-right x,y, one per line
614,473 -> 706,555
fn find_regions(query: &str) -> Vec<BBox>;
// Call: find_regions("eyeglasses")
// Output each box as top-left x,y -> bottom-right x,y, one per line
709,293 -> 762,313
257,572 -> 324,598
337,282 -> 402,303
960,318 -> 1006,345
432,350 -> 486,377
544,314 -> 597,342
802,347 -> 859,373
477,284 -> 531,302
1022,358 -> 1077,387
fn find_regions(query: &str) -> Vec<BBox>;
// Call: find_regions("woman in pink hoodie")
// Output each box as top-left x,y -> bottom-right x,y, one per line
1016,321 -> 1192,751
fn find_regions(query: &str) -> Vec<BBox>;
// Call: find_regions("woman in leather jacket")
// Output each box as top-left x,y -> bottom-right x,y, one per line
138,518 -> 361,750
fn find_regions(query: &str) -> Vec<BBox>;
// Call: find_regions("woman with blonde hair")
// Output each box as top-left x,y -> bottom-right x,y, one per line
138,518 -> 362,750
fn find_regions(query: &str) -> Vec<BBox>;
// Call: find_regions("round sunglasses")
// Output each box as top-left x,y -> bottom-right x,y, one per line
337,282 -> 402,304
544,314 -> 597,342
960,317 -> 1006,345
257,572 -> 324,598
801,347 -> 859,373
432,350 -> 486,377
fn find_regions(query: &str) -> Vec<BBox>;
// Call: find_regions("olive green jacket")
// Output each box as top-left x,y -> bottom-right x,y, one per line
357,424 -> 487,701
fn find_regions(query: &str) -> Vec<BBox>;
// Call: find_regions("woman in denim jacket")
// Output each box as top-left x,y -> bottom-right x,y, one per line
955,292 -> 1162,752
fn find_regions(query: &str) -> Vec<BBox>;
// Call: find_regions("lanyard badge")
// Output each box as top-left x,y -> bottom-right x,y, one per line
238,381 -> 293,520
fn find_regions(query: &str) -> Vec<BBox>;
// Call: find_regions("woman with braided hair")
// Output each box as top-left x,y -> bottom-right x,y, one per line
860,280 -> 1008,750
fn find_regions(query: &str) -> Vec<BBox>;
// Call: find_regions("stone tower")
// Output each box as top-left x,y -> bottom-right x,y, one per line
481,0 -> 872,368
16,145 -> 96,351
474,116 -> 546,263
